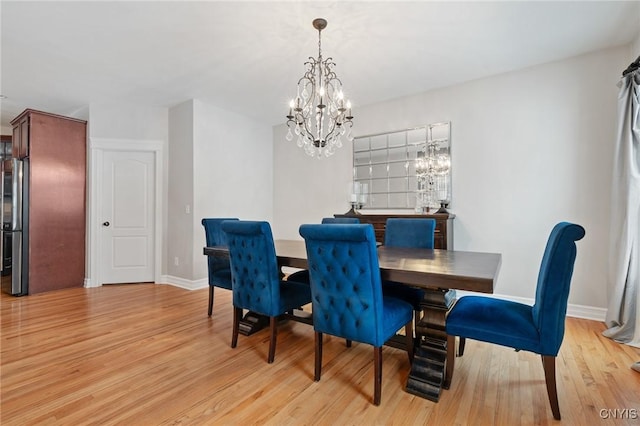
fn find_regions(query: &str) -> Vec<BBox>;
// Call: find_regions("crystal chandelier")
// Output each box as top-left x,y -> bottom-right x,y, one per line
286,18 -> 354,158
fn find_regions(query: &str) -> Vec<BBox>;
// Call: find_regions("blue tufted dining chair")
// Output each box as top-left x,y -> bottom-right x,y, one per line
384,218 -> 436,249
299,223 -> 414,405
221,220 -> 312,364
445,222 -> 585,420
321,217 -> 361,224
382,218 -> 437,326
286,217 -> 361,284
201,218 -> 238,316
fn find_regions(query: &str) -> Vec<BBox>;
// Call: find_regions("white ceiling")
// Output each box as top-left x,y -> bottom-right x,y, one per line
1,1 -> 638,130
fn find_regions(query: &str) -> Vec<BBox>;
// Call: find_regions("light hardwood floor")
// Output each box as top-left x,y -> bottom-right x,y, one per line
1,284 -> 638,425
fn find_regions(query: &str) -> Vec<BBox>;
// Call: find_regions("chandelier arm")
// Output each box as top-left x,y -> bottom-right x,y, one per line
298,113 -> 317,145
296,75 -> 313,86
325,80 -> 341,101
294,78 -> 317,118
322,58 -> 339,80
323,123 -> 339,144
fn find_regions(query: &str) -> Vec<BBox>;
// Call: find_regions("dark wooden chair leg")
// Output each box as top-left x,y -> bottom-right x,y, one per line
267,316 -> 277,364
208,286 -> 214,316
444,334 -> 456,389
315,332 -> 323,381
231,306 -> 242,348
405,320 -> 414,364
373,346 -> 382,406
346,339 -> 352,347
542,355 -> 561,420
458,337 -> 466,357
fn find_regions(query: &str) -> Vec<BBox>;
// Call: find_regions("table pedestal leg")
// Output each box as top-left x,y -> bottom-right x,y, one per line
405,288 -> 456,402
238,311 -> 270,335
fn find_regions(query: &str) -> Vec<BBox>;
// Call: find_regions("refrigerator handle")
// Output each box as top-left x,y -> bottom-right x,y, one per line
11,158 -> 22,232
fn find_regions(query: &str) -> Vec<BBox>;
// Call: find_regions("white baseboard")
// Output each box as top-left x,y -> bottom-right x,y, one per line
159,275 -> 208,291
83,277 -> 606,321
455,290 -> 606,322
565,303 -> 607,322
83,276 -> 208,291
159,282 -> 606,321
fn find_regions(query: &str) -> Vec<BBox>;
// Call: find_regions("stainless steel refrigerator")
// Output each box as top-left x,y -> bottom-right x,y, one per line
1,158 -> 28,295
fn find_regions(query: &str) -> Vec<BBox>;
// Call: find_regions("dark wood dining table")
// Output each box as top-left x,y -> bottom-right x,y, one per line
204,239 -> 502,402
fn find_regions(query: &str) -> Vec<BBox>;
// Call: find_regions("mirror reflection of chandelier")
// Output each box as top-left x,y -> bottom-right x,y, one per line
416,123 -> 451,212
285,18 -> 354,158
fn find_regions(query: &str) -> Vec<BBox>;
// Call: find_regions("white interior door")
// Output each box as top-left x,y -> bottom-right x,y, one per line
100,150 -> 155,284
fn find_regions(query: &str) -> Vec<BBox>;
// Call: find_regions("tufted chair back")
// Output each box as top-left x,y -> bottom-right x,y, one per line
202,218 -> 237,248
321,217 -> 361,224
384,218 -> 436,249
531,222 -> 586,355
299,223 -> 387,346
202,218 -> 238,287
381,218 -> 436,315
221,220 -> 282,317
286,217 -> 362,285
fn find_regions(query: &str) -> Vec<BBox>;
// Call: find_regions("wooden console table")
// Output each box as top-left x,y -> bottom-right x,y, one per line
334,212 -> 454,249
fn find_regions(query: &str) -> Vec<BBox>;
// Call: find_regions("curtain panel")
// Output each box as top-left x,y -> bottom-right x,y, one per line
603,68 -> 640,348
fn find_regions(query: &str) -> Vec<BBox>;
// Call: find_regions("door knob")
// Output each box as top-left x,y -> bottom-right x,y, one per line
102,221 -> 110,227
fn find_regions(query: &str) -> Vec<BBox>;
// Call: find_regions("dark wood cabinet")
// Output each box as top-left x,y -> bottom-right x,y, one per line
0,135 -> 11,159
10,109 -> 87,295
12,115 -> 29,159
334,212 -> 454,249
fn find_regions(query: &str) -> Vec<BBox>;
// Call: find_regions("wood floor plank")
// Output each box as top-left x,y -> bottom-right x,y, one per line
2,284 -> 639,425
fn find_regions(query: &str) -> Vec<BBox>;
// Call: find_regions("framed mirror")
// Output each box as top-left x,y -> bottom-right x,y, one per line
352,122 -> 451,211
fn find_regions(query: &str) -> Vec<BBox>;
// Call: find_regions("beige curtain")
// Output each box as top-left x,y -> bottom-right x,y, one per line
603,64 -> 640,350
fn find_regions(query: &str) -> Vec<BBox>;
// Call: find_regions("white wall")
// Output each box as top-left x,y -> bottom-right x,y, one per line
273,127 -> 353,239
167,101 -> 195,279
88,103 -> 169,141
273,46 -> 631,314
631,27 -> 640,57
191,99 -> 273,281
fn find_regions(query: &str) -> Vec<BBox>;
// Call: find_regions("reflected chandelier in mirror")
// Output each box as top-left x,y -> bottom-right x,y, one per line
352,122 -> 451,211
